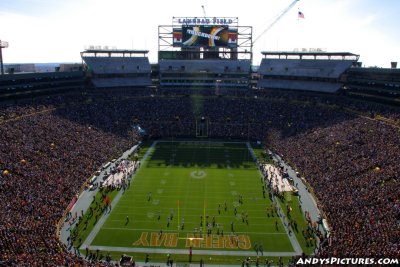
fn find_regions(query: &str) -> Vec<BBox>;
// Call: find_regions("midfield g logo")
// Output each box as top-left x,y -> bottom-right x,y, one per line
190,170 -> 207,179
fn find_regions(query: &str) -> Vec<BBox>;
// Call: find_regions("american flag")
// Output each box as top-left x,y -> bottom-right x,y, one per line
298,11 -> 305,19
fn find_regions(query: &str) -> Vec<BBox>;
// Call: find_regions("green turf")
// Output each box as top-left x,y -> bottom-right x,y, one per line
251,143 -> 273,165
129,140 -> 152,162
276,192 -> 316,255
72,189 -> 119,247
72,141 -> 153,248
91,141 -> 293,253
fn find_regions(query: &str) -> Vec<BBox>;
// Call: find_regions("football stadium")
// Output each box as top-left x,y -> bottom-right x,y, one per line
1,2 -> 400,267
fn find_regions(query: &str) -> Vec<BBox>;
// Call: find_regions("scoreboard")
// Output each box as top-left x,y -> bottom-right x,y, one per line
173,25 -> 237,48
159,17 -> 252,60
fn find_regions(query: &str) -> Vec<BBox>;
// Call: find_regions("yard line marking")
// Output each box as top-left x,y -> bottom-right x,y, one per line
118,194 -> 264,200
105,221 -> 283,228
83,141 -> 299,257
111,206 -> 273,212
101,227 -> 289,235
87,245 -> 299,257
108,214 -> 278,220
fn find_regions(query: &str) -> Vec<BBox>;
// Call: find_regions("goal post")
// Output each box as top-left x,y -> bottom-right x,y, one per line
196,117 -> 209,138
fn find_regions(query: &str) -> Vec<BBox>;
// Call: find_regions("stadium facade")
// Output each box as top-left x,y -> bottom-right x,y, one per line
1,16 -> 400,266
1,16 -> 399,103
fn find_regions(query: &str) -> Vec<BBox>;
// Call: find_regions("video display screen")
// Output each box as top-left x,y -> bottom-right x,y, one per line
173,26 -> 237,48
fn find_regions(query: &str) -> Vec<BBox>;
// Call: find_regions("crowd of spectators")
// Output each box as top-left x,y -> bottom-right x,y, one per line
0,111 -> 136,265
266,118 -> 400,256
0,87 -> 399,265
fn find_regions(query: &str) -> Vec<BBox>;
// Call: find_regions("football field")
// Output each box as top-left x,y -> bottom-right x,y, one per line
83,140 -> 300,262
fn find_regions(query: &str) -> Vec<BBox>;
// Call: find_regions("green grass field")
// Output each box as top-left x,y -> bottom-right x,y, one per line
81,140 -> 309,264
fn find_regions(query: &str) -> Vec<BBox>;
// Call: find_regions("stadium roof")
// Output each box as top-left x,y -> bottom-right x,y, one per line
81,49 -> 149,57
261,51 -> 359,61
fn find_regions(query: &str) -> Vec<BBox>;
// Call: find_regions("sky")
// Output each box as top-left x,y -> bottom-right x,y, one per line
0,0 -> 399,67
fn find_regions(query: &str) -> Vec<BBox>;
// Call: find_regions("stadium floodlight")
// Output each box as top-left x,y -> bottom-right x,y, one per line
0,40 -> 9,75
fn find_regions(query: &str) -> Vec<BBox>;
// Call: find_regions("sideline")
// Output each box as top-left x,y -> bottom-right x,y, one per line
80,141 -> 158,249
60,143 -> 141,245
270,152 -> 323,226
246,142 -> 303,255
267,149 -> 326,255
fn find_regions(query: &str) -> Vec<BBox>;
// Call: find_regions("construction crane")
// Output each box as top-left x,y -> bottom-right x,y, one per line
253,0 -> 300,45
201,5 -> 207,18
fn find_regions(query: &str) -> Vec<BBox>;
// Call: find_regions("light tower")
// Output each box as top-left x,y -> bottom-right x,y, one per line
0,40 -> 9,75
